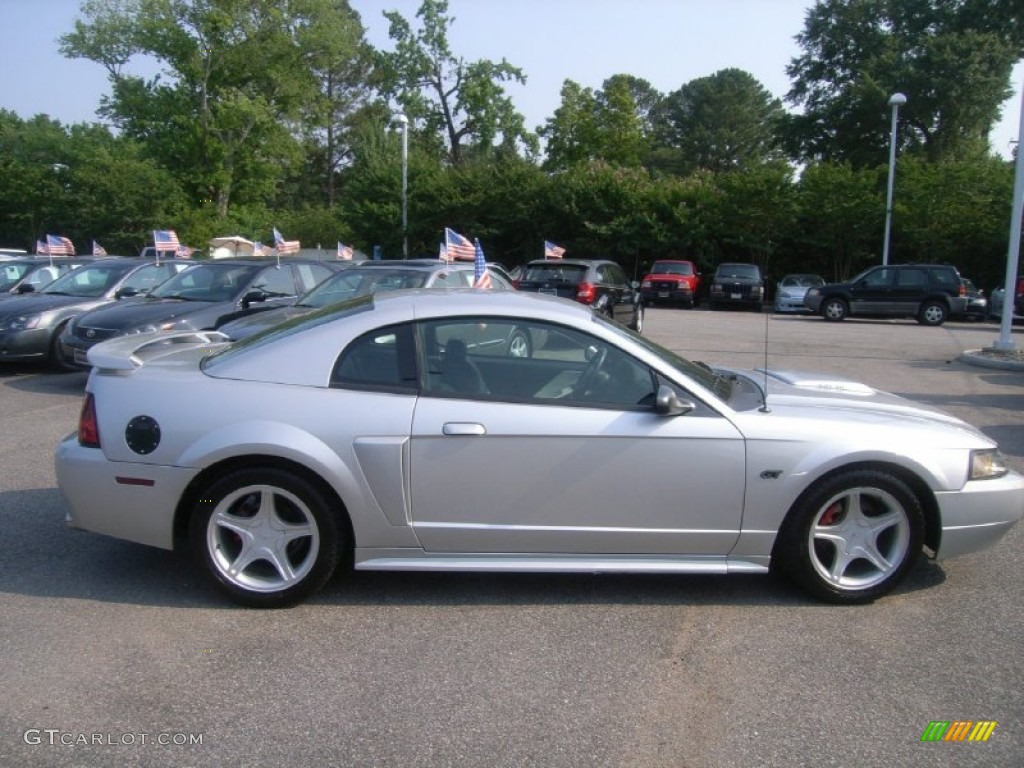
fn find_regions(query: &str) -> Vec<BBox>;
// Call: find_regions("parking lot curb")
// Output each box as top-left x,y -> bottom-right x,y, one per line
958,349 -> 1024,371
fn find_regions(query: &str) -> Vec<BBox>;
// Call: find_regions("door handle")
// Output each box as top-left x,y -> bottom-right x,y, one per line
442,422 -> 486,436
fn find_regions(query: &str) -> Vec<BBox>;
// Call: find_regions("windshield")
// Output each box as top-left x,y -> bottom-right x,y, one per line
651,262 -> 693,276
522,264 -> 587,283
0,263 -> 34,290
715,264 -> 760,279
780,274 -> 824,288
298,268 -> 432,308
43,262 -> 135,297
151,263 -> 262,302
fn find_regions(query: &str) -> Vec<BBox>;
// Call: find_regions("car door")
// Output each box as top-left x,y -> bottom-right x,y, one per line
849,267 -> 896,315
408,316 -> 746,556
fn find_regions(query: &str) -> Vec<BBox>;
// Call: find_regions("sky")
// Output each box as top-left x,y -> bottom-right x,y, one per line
1,0 -> 1021,159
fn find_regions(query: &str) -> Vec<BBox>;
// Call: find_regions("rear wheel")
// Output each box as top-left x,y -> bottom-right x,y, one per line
821,297 -> 848,321
190,467 -> 344,607
774,469 -> 923,604
917,300 -> 948,326
507,328 -> 532,358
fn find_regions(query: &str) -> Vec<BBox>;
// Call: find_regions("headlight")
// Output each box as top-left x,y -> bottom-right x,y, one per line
806,288 -> 820,297
641,279 -> 651,288
8,314 -> 44,331
969,449 -> 1008,480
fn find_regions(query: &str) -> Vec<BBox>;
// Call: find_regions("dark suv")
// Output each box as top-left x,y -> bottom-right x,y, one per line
709,262 -> 765,311
514,258 -> 643,332
804,264 -> 967,326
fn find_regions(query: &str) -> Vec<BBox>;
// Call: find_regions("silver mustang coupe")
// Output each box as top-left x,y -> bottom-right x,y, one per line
55,290 -> 1023,607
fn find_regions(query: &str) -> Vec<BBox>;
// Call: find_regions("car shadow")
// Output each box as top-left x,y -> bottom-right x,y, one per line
0,365 -> 87,396
3,487 -> 947,610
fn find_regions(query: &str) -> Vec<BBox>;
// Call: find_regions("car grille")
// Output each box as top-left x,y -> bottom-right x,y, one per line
719,282 -> 756,298
652,280 -> 681,291
73,326 -> 119,342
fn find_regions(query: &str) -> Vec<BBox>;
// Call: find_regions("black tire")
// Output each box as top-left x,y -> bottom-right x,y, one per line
773,469 -> 923,604
821,297 -> 848,321
507,328 -> 532,358
189,467 -> 344,607
917,300 -> 948,326
48,322 -> 79,372
630,302 -> 644,333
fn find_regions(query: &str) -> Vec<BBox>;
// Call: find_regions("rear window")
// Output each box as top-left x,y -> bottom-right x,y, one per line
522,264 -> 588,283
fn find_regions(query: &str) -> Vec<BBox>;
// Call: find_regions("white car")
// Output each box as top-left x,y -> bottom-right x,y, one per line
55,290 -> 1024,607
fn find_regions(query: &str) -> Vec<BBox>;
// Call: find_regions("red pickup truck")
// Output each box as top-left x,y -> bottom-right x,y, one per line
640,259 -> 701,308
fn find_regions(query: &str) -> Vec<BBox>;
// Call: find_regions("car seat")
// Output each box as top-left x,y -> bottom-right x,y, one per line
440,338 -> 488,394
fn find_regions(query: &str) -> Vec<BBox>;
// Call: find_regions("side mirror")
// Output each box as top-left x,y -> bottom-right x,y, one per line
115,286 -> 140,299
15,283 -> 35,294
654,384 -> 696,416
241,289 -> 267,309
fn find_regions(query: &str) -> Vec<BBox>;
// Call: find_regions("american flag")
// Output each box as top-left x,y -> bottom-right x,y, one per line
253,241 -> 265,257
544,240 -> 566,259
154,230 -> 180,252
439,242 -> 452,263
92,240 -> 107,257
337,241 -> 354,260
273,227 -> 300,255
473,239 -> 492,289
445,227 -> 476,261
46,234 -> 75,255
176,245 -> 196,258
36,240 -> 48,255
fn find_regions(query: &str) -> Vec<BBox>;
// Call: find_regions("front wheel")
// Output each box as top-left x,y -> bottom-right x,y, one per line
774,469 -> 923,604
630,303 -> 644,333
821,297 -> 847,321
190,467 -> 344,607
917,300 -> 948,326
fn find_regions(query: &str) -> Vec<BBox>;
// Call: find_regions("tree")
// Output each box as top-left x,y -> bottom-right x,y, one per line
376,0 -> 536,164
785,0 -> 1023,165
650,69 -> 787,176
60,0 -> 368,217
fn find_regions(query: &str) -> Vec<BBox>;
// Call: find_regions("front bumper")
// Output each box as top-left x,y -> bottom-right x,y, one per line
934,472 -> 1024,558
642,286 -> 695,305
55,435 -> 198,551
0,327 -> 54,361
774,295 -> 811,313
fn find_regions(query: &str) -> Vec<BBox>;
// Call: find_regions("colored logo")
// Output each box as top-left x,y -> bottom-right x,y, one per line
920,721 -> 997,742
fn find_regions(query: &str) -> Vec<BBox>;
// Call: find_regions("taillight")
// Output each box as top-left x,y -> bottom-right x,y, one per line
78,393 -> 101,448
512,278 -> 520,289
576,282 -> 597,304
958,283 -> 966,297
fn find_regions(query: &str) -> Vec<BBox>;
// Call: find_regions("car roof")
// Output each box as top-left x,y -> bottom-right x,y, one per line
525,258 -> 612,266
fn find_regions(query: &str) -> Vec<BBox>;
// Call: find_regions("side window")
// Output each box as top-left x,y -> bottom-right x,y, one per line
295,264 -> 332,292
860,268 -> 892,289
608,264 -> 629,286
929,268 -> 958,290
419,317 -> 656,409
331,323 -> 417,392
897,269 -> 926,289
253,266 -> 298,296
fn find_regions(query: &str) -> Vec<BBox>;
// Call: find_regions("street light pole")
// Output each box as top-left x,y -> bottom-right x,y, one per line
396,113 -> 409,259
882,92 -> 907,266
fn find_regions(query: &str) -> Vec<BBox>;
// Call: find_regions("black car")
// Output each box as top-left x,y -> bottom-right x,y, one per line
803,263 -> 968,326
219,259 -> 512,341
0,258 -> 191,368
0,257 -> 96,301
513,258 -> 643,332
708,262 -> 765,312
59,258 -> 337,368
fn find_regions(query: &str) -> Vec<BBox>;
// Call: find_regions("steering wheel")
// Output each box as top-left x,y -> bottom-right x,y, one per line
573,346 -> 607,396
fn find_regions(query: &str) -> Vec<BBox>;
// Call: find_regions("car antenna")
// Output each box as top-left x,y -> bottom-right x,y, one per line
759,311 -> 771,413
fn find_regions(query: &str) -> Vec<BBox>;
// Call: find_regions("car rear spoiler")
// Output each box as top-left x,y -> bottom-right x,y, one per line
88,330 -> 230,372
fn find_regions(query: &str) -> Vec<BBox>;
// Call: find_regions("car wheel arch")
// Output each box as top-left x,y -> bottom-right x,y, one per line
173,453 -> 354,554
771,459 -> 940,565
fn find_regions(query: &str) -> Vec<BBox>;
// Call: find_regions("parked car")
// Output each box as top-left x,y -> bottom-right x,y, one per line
55,289 -> 1022,607
514,258 -> 643,332
987,275 -> 1024,321
0,258 -> 190,368
219,259 -> 514,341
954,279 -> 987,321
639,259 -> 701,308
773,274 -> 825,314
59,258 -> 337,369
709,263 -> 765,312
0,257 -> 95,301
804,264 -> 968,326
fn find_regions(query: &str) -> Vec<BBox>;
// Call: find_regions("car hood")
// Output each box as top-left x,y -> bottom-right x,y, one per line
723,367 -> 984,436
219,305 -> 311,340
0,293 -> 106,318
76,297 -> 224,330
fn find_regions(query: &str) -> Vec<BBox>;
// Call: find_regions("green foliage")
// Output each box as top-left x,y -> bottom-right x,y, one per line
786,0 -> 1020,165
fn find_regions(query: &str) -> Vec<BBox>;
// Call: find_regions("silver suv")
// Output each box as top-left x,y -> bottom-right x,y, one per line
804,264 -> 968,326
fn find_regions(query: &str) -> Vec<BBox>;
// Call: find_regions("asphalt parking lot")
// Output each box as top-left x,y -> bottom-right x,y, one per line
1,307 -> 1022,768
